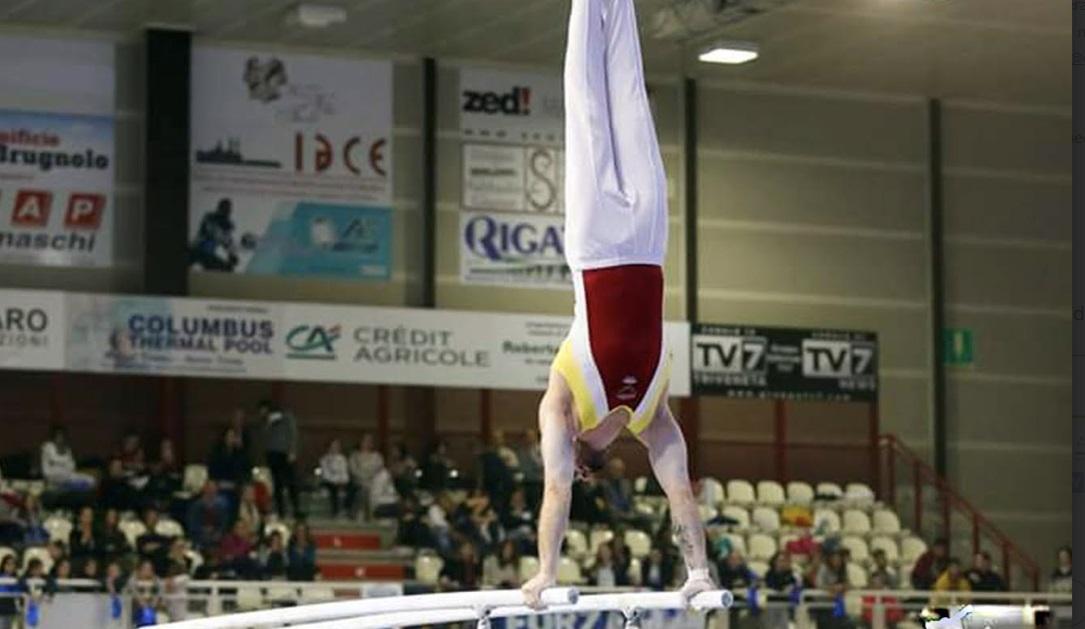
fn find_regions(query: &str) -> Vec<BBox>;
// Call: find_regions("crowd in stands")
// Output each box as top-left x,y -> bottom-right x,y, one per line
0,400 -> 1073,627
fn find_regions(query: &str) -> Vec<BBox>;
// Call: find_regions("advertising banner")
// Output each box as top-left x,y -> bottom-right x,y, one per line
283,303 -> 691,396
0,289 -> 65,371
460,211 -> 570,287
189,46 -> 393,280
463,144 -> 563,214
691,324 -> 878,402
0,36 -> 115,267
459,67 -> 563,144
66,294 -> 282,379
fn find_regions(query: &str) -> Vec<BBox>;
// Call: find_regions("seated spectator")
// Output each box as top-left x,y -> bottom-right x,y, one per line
46,540 -> 66,569
101,560 -> 127,596
388,442 -> 418,496
516,430 -> 543,508
457,490 -> 504,554
259,531 -> 288,580
127,559 -> 161,627
421,441 -> 456,491
641,547 -> 675,591
478,435 -> 514,514
1050,547 -> 1072,593
100,458 -> 139,512
590,541 -> 629,587
967,551 -> 1005,592
137,508 -> 172,576
0,555 -> 18,626
21,494 -> 48,547
119,430 -> 147,478
764,551 -> 800,593
40,426 -> 95,491
717,549 -> 755,591
186,481 -> 229,551
145,439 -> 182,512
569,476 -> 608,524
348,434 -> 384,519
600,458 -> 644,526
481,540 -> 520,589
816,549 -> 849,594
911,538 -> 948,590
219,519 -> 259,579
235,484 -> 265,542
501,487 -> 535,545
208,427 -> 251,497
932,558 -> 971,605
19,558 -> 51,601
440,541 -> 481,592
0,489 -> 25,548
69,506 -> 98,561
286,522 -> 318,582
869,548 -> 899,589
319,439 -> 351,519
49,558 -> 75,592
98,509 -> 130,564
369,467 -> 400,520
193,550 -> 225,581
164,538 -> 191,577
425,492 -> 455,555
862,573 -> 905,627
77,557 -> 99,581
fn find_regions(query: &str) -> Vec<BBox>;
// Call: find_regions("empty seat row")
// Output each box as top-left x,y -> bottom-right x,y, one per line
703,504 -> 902,536
695,479 -> 877,508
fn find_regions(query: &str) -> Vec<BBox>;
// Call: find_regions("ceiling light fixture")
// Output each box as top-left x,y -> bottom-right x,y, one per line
698,40 -> 760,64
286,3 -> 347,28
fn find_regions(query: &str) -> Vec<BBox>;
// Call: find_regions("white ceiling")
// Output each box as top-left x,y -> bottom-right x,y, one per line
0,0 -> 1069,107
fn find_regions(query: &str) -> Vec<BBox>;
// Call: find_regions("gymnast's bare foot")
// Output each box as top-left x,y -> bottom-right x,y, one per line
521,572 -> 556,610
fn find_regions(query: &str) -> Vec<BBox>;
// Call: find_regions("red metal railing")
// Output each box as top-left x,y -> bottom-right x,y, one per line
877,434 -> 1040,591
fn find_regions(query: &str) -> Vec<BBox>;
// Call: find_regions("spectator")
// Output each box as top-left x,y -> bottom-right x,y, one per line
286,522 -> 318,582
764,551 -> 800,592
49,557 -> 73,591
99,457 -> 138,512
128,559 -> 161,627
501,487 -> 535,545
259,400 -> 300,519
816,549 -> 849,594
119,430 -> 147,477
235,484 -> 265,541
319,439 -> 351,519
641,547 -> 675,591
1050,547 -> 1072,593
600,458 -> 639,526
348,434 -> 384,519
482,539 -> 520,588
145,439 -> 182,512
862,573 -> 904,628
136,508 -> 172,576
164,538 -> 191,577
516,430 -> 544,508
77,557 -> 99,581
228,408 -> 254,459
19,558 -> 50,603
20,494 -> 48,547
479,434 -> 515,514
219,520 -> 259,579
259,531 -> 288,580
569,475 -> 608,524
388,442 -> 418,496
967,551 -> 1005,592
368,467 -> 400,519
422,440 -> 456,491
46,540 -> 66,569
869,548 -> 899,589
440,541 -> 481,591
425,493 -> 455,555
590,542 -> 629,587
717,549 -> 755,591
69,506 -> 99,561
0,490 -> 25,548
98,509 -> 130,564
40,426 -> 95,491
101,560 -> 126,596
208,427 -> 252,497
911,538 -> 949,590
458,490 -> 504,554
932,558 -> 971,606
186,481 -> 229,550
0,555 -> 17,629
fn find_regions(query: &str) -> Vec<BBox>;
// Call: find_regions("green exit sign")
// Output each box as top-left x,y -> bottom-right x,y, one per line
944,328 -> 974,366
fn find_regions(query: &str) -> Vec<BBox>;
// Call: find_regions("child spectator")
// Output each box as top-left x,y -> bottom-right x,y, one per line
319,439 -> 351,518
286,523 -> 318,582
870,548 -> 899,589
932,558 -> 971,606
259,531 -> 288,580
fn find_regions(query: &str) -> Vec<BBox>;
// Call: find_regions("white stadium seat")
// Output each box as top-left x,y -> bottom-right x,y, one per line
726,480 -> 756,506
265,521 -> 292,544
847,562 -> 869,588
751,506 -> 781,532
0,547 -> 14,567
747,533 -> 777,561
699,477 -> 725,507
816,482 -> 844,499
872,509 -> 902,535
182,464 -> 209,495
414,554 -> 443,585
869,536 -> 900,563
519,556 -> 540,581
813,508 -> 841,533
786,481 -> 815,505
900,537 -> 928,563
748,560 -> 770,578
624,530 -> 652,559
588,529 -> 614,557
564,530 -> 588,559
756,481 -> 786,506
21,546 -> 53,573
842,509 -> 872,535
845,483 -> 875,507
43,516 -> 72,544
698,504 -> 719,524
155,518 -> 185,538
721,505 -> 751,530
721,533 -> 747,557
557,556 -> 584,584
840,535 -> 869,563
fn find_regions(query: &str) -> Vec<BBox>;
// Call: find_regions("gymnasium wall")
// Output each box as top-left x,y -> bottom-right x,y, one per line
940,101 -> 1071,563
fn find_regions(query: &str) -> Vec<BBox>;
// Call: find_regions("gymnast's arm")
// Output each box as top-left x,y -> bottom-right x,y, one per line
521,387 -> 576,608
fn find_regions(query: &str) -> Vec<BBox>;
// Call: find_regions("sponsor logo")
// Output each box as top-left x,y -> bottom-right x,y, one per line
0,305 -> 50,350
692,335 -> 767,374
65,193 -> 105,229
294,133 -> 388,177
116,314 -> 275,355
462,86 -> 532,116
286,324 -> 341,360
463,214 -> 564,262
11,190 -> 53,227
801,339 -> 876,378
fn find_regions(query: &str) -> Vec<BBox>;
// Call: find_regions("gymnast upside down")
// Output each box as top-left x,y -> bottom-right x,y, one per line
521,0 -> 716,608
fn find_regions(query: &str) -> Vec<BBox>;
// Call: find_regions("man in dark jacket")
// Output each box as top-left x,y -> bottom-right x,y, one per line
258,400 -> 300,518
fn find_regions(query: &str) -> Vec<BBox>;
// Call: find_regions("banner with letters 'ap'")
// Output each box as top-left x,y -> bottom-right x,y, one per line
691,323 -> 878,402
0,36 -> 115,267
189,46 -> 393,280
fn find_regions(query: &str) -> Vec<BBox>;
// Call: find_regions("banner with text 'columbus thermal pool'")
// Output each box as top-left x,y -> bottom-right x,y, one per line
189,46 -> 393,280
0,36 -> 115,267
